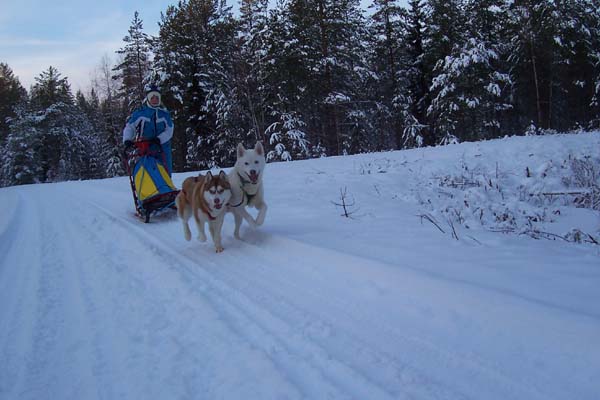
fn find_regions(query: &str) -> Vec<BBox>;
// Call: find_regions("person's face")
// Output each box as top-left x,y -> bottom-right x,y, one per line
147,92 -> 161,107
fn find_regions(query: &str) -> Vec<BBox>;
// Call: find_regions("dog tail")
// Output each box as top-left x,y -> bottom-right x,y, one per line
175,191 -> 185,219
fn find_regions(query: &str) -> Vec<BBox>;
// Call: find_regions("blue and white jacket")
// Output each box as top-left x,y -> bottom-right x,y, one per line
122,104 -> 174,144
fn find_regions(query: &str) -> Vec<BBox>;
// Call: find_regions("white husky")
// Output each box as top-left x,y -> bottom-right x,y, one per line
227,142 -> 268,239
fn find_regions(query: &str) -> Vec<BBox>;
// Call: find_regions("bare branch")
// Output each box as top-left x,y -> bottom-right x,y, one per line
418,213 -> 445,234
331,186 -> 358,218
447,218 -> 459,240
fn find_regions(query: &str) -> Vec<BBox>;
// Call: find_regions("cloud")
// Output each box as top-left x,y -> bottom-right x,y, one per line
0,0 -> 260,93
0,38 -> 68,47
5,37 -> 123,92
1,7 -> 133,92
75,11 -> 128,37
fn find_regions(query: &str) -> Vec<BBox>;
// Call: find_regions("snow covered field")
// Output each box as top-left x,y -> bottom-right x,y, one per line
1,132 -> 599,400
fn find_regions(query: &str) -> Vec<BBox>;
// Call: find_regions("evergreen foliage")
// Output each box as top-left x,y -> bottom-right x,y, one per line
0,63 -> 27,145
396,0 -> 429,148
428,31 -> 512,142
113,11 -> 152,112
368,0 -> 404,149
2,0 -> 600,187
1,67 -> 101,186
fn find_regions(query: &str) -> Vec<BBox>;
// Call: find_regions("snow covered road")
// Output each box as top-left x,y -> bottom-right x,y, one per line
1,134 -> 600,399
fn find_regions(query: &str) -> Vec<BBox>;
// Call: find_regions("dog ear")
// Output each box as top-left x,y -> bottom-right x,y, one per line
205,171 -> 213,182
254,141 -> 264,156
219,170 -> 228,181
237,143 -> 246,158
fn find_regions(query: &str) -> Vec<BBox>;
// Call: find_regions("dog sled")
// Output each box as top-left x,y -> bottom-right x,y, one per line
122,139 -> 179,223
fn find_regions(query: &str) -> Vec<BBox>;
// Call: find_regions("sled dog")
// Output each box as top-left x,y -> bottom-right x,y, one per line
227,142 -> 268,239
175,171 -> 232,253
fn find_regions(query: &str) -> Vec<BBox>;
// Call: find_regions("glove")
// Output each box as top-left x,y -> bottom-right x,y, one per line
124,140 -> 134,149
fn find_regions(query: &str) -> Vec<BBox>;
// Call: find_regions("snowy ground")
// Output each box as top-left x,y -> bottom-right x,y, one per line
1,132 -> 599,400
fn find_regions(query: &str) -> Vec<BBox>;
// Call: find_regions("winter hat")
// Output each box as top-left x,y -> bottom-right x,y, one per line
145,85 -> 161,105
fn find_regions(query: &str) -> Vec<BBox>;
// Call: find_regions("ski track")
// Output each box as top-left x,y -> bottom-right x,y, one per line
58,187 -> 307,400
1,180 -> 598,400
82,194 -> 379,400
82,187 -> 547,400
174,239 -> 551,400
0,190 -> 41,398
76,188 -> 440,400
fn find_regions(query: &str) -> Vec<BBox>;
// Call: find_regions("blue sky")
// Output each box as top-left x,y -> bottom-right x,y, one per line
1,0 -> 380,93
0,0 -> 175,92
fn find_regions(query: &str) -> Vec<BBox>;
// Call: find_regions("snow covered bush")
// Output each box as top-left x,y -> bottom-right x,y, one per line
357,158 -> 398,175
418,152 -> 600,244
563,155 -> 600,211
266,111 -> 310,162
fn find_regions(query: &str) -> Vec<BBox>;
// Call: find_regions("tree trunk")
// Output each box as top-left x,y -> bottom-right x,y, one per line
529,33 -> 544,128
317,0 -> 338,155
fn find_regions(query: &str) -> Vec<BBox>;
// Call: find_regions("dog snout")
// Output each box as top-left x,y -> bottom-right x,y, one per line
214,197 -> 221,204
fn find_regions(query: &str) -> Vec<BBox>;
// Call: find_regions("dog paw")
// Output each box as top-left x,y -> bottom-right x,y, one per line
215,246 -> 224,253
184,232 -> 191,241
198,234 -> 207,242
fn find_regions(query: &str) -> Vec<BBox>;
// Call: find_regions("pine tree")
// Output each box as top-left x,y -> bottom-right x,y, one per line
153,0 -> 244,170
76,88 -> 107,179
93,55 -> 128,177
370,0 -> 403,99
265,110 -> 309,161
506,0 -> 558,131
282,0 -> 372,155
30,66 -> 73,109
0,63 -> 27,145
201,2 -> 249,167
426,0 -> 464,62
113,11 -> 152,112
236,0 -> 311,161
271,0 -> 324,153
330,0 -> 375,154
1,109 -> 43,186
1,67 -> 98,185
259,0 -> 313,153
29,67 -> 74,181
424,0 -> 466,144
397,0 -> 429,148
368,0 -> 404,149
428,0 -> 512,142
552,0 -> 599,130
590,0 -> 600,128
154,3 -> 199,170
237,0 -> 271,144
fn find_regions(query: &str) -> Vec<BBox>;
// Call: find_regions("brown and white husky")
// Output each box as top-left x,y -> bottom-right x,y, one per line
175,171 -> 232,253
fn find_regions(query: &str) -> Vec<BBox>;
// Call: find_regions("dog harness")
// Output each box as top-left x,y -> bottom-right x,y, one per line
198,200 -> 217,221
231,172 -> 258,207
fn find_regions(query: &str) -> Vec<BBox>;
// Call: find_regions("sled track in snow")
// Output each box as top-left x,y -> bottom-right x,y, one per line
82,197 -> 398,399
197,237 -> 550,400
2,182 -> 594,400
0,191 -> 42,397
80,193 -> 550,400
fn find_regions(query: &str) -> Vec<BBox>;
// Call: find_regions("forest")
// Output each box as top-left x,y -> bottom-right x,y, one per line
1,0 -> 599,187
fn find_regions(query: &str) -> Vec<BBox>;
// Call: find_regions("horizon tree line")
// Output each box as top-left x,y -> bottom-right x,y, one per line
1,0 -> 599,187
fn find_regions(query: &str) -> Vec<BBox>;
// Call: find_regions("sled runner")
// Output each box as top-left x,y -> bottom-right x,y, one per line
122,140 -> 179,223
